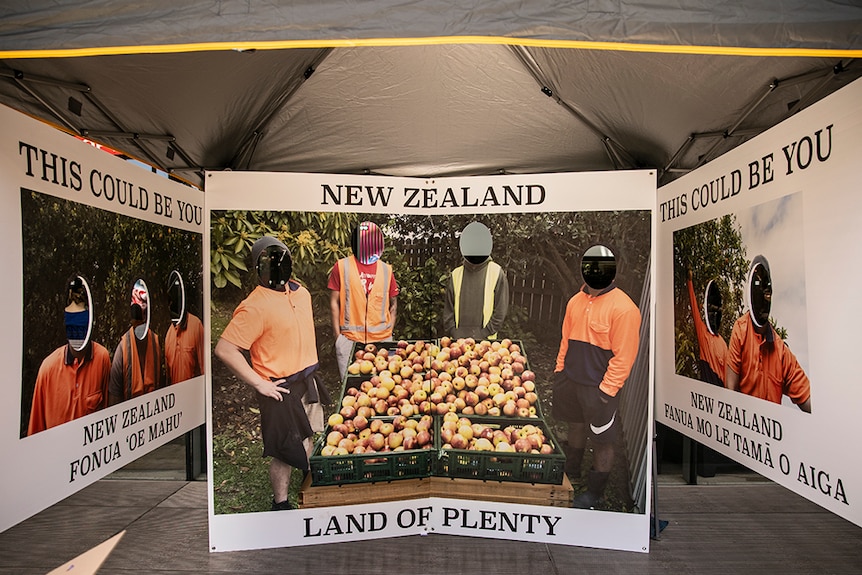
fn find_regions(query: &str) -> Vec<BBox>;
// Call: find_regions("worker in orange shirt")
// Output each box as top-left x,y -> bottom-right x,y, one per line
215,236 -> 328,511
553,245 -> 641,509
109,278 -> 163,405
28,275 -> 110,435
726,255 -> 811,412
164,270 -> 204,384
686,269 -> 728,386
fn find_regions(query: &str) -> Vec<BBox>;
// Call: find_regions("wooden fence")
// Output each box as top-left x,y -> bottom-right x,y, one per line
401,240 -> 569,331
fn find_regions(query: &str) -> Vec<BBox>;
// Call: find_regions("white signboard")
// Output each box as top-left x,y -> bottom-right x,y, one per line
207,169 -> 655,552
0,104 -> 206,533
656,78 -> 862,527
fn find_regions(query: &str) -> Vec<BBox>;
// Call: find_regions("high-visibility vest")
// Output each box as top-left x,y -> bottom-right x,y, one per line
120,328 -> 162,400
338,257 -> 394,343
452,261 -> 501,340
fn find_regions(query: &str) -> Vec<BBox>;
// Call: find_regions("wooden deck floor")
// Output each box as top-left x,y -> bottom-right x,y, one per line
1,476 -> 860,574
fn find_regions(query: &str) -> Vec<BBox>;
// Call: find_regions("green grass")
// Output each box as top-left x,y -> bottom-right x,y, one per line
212,433 -> 312,514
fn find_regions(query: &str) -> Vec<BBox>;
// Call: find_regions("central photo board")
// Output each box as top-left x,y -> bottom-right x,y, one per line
205,170 -> 655,553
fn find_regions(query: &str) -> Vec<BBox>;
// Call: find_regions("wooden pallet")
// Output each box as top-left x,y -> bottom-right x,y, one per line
299,474 -> 574,509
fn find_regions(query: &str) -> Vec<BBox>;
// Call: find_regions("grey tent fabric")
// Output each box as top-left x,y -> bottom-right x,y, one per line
0,3 -> 860,188
1,1 -> 861,52
2,44 -> 858,187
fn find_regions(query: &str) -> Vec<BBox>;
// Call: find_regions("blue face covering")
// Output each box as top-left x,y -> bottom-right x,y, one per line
65,309 -> 89,349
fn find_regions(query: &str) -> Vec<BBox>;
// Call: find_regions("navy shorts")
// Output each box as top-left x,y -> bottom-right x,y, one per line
552,372 -> 620,445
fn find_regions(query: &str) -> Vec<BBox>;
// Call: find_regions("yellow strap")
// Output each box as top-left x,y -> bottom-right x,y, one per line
4,37 -> 862,59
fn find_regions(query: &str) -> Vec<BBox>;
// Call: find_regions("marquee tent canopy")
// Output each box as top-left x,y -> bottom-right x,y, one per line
1,1 -> 861,188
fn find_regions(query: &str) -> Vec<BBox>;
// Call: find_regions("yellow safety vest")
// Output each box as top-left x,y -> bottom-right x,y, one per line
452,261 -> 501,340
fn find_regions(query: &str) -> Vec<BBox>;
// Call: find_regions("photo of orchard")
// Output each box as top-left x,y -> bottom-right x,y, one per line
210,209 -> 651,514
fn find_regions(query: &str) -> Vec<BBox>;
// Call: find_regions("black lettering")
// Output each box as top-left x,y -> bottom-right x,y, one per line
321,184 -> 341,205
404,187 -> 421,208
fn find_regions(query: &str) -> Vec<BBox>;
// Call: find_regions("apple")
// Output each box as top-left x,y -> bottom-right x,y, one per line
416,429 -> 432,447
440,427 -> 454,444
399,403 -> 415,417
502,400 -> 517,416
326,430 -> 344,446
514,438 -> 532,453
457,424 -> 474,441
527,433 -> 544,450
388,432 -> 404,449
450,433 -> 469,450
474,437 -> 494,451
327,413 -> 344,427
521,370 -> 536,382
353,414 -> 369,431
370,432 -> 386,451
340,405 -> 357,420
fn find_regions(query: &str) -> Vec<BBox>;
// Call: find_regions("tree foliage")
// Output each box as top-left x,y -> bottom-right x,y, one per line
210,210 -> 652,348
672,214 -> 748,378
210,210 -> 357,306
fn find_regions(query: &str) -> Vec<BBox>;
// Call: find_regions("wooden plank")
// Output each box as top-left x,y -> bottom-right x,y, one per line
299,474 -> 573,509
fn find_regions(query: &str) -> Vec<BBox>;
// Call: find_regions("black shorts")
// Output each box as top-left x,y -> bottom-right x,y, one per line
257,384 -> 314,470
552,372 -> 620,445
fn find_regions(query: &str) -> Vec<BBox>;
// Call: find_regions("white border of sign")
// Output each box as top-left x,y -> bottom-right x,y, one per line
655,78 -> 862,528
206,168 -> 656,552
0,104 -> 206,533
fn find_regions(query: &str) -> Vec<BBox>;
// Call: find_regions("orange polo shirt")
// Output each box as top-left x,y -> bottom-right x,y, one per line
220,283 -> 318,380
727,315 -> 810,406
165,313 -> 204,384
28,343 -> 110,435
555,285 -> 641,397
687,278 -> 728,385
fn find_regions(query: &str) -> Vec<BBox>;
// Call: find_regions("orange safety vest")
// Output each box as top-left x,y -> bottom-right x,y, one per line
120,328 -> 162,400
338,257 -> 394,343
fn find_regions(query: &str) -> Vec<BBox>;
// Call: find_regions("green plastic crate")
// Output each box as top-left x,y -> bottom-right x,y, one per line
434,416 -> 565,485
309,416 -> 436,486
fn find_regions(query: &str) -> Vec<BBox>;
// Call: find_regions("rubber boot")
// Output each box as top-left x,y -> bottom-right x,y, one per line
572,470 -> 609,509
563,443 -> 585,483
271,498 -> 294,511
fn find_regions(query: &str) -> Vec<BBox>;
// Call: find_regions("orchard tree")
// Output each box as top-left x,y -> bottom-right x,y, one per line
210,210 -> 357,303
672,214 -> 748,378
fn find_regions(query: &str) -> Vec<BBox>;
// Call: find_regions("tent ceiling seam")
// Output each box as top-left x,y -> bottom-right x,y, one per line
509,45 -> 638,170
229,47 -> 333,170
